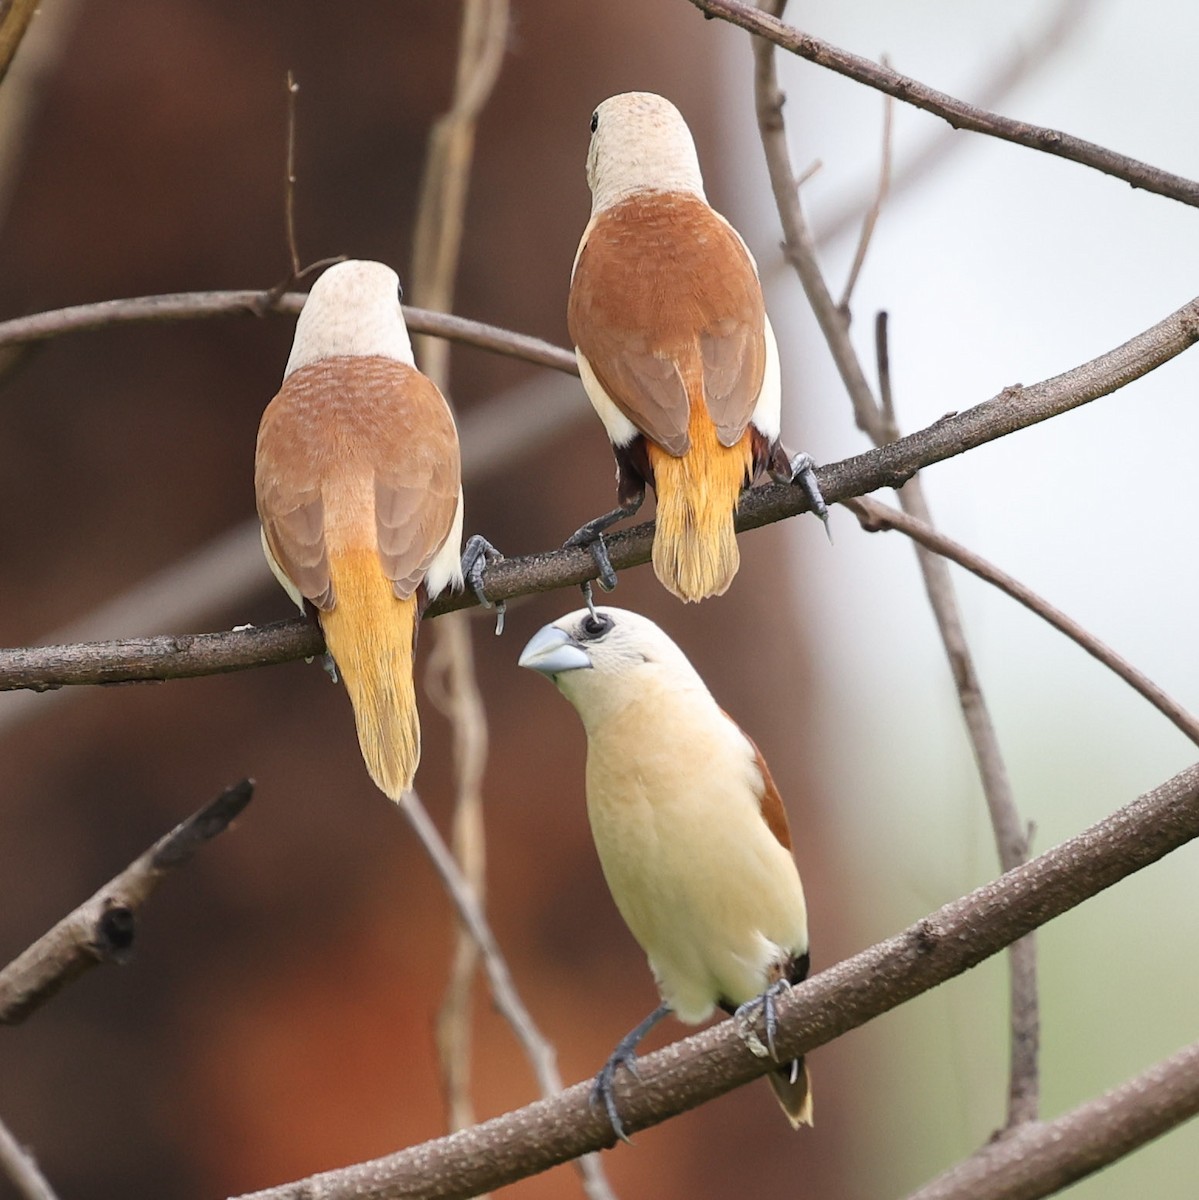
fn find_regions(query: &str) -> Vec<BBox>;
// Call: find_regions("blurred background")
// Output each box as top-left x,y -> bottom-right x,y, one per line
0,2 -> 1196,1198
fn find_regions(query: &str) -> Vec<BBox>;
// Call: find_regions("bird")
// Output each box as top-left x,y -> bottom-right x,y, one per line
565,91 -> 828,604
255,258 -> 496,801
519,604 -> 812,1140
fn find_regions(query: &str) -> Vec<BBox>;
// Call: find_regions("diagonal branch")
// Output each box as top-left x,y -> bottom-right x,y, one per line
0,1113 -> 59,1200
690,0 -> 1199,209
2,288 -> 1197,692
0,780 -> 253,1025
900,1038 -> 1199,1200
227,762 -> 1199,1200
845,496 -> 1199,748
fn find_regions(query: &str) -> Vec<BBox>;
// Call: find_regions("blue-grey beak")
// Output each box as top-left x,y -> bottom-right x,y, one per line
518,624 -> 593,676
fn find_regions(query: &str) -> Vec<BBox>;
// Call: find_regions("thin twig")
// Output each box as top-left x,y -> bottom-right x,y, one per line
407,0 -> 502,1154
283,71 -> 301,278
0,291 -> 577,375
691,0 -> 1199,209
2,288 -> 1198,693
901,1038 -> 1199,1200
0,780 -> 253,1024
396,791 -> 571,1119
228,762 -> 1199,1200
844,494 -> 1199,748
811,0 -> 1094,250
0,1113 -> 58,1200
753,0 -> 1038,1124
837,65 -> 893,313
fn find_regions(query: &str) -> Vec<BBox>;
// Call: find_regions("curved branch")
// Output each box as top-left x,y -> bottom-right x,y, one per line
902,1038 -> 1199,1200
846,496 -> 1199,748
689,0 -> 1199,210
0,291 -> 577,376
228,762 -> 1199,1200
1,292 -> 1196,692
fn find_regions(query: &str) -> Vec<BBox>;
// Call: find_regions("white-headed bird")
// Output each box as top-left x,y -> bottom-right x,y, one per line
255,259 -> 493,801
519,605 -> 812,1139
566,91 -> 827,603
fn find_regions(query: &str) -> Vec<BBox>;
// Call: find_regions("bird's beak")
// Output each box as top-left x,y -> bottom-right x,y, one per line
518,624 -> 593,676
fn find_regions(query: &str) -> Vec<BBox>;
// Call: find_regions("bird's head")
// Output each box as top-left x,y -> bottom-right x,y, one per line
519,605 -> 704,727
285,259 -> 413,377
585,91 -> 707,213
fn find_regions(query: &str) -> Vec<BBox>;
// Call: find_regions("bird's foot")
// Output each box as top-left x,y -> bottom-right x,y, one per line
564,525 -> 618,592
461,534 -> 506,635
771,450 -> 831,542
590,1004 -> 670,1145
320,652 -> 340,684
734,979 -> 792,1062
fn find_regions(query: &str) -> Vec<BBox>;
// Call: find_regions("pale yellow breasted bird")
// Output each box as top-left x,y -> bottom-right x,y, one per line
519,605 -> 812,1139
565,92 -> 828,602
255,259 -> 495,800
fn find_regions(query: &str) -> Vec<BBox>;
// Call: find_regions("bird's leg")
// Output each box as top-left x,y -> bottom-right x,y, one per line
581,579 -> 601,622
768,444 -> 831,540
460,534 -> 506,635
733,979 -> 793,1062
563,491 -> 645,593
592,1003 -> 671,1144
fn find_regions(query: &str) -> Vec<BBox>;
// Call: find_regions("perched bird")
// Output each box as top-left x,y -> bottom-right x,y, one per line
566,91 -> 828,603
255,259 -> 494,800
519,605 -> 812,1139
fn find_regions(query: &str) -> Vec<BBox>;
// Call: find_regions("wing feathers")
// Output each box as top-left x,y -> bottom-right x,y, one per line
255,355 -> 461,609
569,191 -> 766,455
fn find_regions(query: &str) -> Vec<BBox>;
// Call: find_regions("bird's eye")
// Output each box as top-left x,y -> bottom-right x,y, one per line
590,111 -> 599,133
396,281 -> 404,303
580,612 -> 613,640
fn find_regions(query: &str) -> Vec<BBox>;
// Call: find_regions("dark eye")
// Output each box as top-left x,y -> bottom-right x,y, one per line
396,281 -> 404,303
590,111 -> 599,133
580,612 -> 613,640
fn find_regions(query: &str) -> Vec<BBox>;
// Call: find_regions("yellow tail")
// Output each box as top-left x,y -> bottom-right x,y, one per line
319,548 -> 420,801
647,405 -> 753,602
768,1057 -> 813,1129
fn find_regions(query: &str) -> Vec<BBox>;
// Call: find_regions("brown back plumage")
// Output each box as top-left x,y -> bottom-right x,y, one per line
568,191 -> 767,454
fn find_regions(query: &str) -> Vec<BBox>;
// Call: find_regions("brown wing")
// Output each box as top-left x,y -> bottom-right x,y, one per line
255,356 -> 461,610
568,192 -> 767,455
721,711 -> 793,851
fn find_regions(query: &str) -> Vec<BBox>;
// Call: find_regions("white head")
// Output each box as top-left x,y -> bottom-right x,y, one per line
585,92 -> 707,214
284,259 -> 415,378
519,605 -> 709,730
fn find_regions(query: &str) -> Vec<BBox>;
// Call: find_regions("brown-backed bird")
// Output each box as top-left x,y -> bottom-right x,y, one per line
519,605 -> 812,1139
256,259 -> 493,800
566,91 -> 827,603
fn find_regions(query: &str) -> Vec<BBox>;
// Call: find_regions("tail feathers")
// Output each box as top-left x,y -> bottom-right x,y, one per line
647,409 -> 752,603
768,1057 -> 813,1129
320,548 -> 420,801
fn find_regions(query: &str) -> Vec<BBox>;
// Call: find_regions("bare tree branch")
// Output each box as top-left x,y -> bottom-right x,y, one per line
0,291 -> 577,376
690,0 -> 1199,209
811,0 -> 1094,249
228,762 -> 1199,1200
394,791 -> 583,1149
0,1113 -> 59,1200
2,288 -> 1196,693
901,1039 -> 1199,1200
845,495 -> 1199,748
0,780 -> 253,1025
751,0 -> 1041,1119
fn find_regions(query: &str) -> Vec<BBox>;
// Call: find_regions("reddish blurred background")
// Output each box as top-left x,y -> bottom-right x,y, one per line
0,3 -> 863,1197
